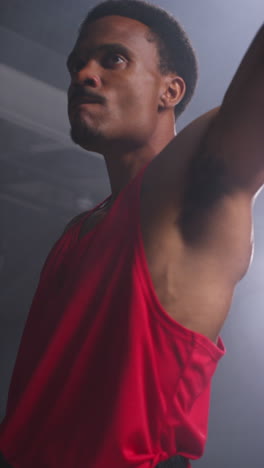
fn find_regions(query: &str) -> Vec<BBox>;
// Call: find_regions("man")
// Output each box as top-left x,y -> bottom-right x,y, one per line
0,1 -> 263,467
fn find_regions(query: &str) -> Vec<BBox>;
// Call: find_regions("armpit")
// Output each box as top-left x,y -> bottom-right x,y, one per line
179,139 -> 234,243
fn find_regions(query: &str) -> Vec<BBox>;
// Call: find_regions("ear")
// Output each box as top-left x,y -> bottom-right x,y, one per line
158,75 -> 186,112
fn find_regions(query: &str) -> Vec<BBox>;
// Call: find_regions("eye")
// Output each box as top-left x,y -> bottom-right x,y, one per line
102,53 -> 126,68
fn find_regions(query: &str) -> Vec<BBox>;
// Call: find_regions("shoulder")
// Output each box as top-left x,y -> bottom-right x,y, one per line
63,211 -> 89,234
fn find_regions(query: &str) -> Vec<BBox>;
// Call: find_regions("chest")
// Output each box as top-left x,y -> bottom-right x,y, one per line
77,191 -> 251,342
138,186 -> 253,341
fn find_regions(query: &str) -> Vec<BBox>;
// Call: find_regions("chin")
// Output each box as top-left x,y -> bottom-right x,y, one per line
70,121 -> 104,152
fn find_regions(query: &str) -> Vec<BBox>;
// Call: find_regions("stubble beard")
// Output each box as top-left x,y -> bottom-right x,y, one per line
70,115 -> 105,152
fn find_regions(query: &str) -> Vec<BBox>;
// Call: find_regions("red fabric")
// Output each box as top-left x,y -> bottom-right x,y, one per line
0,164 -> 225,468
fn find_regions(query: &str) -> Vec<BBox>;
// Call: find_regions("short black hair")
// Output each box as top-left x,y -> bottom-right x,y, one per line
79,0 -> 198,119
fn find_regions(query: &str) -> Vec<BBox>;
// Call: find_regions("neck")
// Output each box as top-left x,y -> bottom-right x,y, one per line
103,120 -> 177,200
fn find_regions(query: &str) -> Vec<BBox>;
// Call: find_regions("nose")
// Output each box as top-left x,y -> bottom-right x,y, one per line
71,59 -> 102,89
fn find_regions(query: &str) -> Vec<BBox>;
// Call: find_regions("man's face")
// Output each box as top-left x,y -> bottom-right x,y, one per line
67,15 -> 166,152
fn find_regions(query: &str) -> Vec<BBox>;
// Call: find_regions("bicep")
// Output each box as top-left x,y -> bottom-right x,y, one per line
207,24 -> 264,195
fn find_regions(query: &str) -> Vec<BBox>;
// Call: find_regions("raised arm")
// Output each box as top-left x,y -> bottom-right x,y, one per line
206,23 -> 264,196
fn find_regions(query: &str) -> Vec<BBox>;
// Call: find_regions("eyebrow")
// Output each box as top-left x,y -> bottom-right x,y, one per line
66,42 -> 133,69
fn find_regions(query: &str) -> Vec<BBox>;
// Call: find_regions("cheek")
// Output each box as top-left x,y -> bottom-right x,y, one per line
107,74 -> 160,135
117,89 -> 141,112
117,86 -> 158,124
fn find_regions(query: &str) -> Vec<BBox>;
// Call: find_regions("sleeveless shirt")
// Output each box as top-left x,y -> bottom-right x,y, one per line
0,164 -> 225,468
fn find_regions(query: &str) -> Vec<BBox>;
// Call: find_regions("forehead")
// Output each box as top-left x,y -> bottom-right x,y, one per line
74,15 -> 158,60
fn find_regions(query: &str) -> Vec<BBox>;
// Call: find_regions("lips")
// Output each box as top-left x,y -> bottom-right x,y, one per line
69,96 -> 103,110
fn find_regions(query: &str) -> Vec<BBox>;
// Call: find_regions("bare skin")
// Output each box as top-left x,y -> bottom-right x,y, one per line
67,16 -> 264,343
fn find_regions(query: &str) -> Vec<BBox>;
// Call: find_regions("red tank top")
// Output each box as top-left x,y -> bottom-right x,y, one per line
0,164 -> 225,468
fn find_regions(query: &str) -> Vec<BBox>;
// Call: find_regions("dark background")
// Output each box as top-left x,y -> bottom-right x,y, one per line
0,1 -> 264,466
